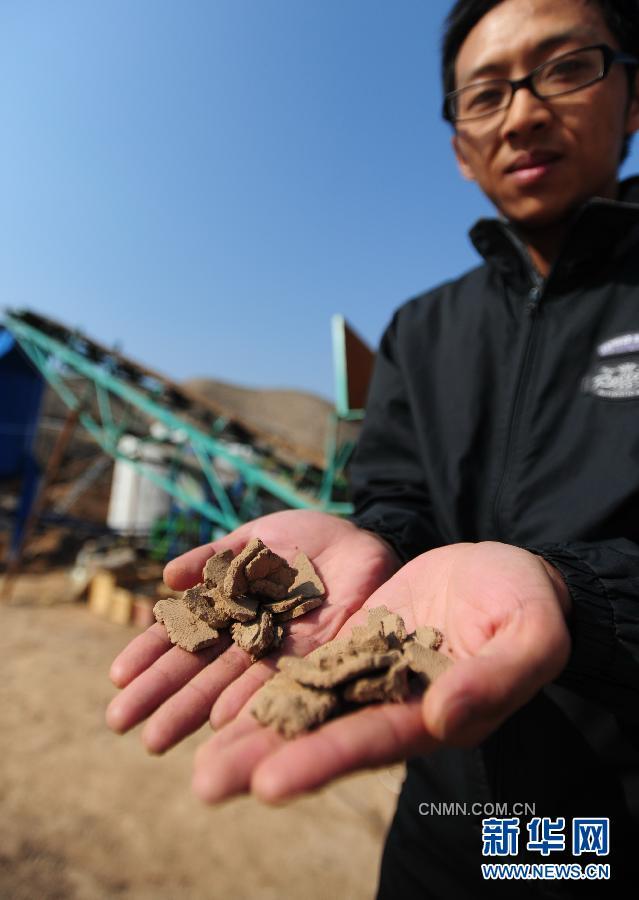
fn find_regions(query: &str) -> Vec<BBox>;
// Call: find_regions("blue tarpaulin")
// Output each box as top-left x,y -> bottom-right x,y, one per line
0,327 -> 44,478
0,326 -> 44,553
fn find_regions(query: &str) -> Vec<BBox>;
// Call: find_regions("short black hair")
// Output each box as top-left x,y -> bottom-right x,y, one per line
441,0 -> 639,164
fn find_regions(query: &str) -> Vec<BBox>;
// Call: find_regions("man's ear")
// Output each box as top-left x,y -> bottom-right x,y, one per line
452,133 -> 475,181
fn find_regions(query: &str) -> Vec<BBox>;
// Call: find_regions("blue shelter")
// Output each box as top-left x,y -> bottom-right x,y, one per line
0,327 -> 44,552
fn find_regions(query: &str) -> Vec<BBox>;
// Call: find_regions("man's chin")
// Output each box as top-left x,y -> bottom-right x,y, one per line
496,184 -> 612,232
500,199 -> 578,233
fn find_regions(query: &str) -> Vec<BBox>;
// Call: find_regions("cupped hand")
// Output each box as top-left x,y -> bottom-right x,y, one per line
191,541 -> 572,805
105,510 -> 400,753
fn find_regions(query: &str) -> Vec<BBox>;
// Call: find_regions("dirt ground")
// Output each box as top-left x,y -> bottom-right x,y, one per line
1,580 -> 403,900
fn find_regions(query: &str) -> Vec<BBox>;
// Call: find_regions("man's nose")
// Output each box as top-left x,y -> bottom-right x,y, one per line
499,85 -> 551,140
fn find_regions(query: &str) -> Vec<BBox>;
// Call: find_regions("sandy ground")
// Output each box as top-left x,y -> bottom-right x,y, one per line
1,585 -> 402,900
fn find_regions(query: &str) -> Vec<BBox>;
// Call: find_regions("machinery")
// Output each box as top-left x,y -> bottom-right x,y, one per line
1,309 -> 373,557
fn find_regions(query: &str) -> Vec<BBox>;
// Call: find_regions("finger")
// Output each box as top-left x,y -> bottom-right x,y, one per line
109,623 -> 172,688
251,700 -> 437,804
140,641 -> 253,752
207,709 -> 264,751
106,640 -> 225,734
193,719 -> 283,804
423,610 -> 570,746
210,656 -> 279,729
209,621 -> 340,729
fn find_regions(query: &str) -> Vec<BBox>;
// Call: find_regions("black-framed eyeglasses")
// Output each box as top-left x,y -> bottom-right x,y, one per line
442,44 -> 639,124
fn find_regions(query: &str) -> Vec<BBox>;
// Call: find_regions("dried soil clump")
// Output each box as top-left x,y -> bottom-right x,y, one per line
154,598 -> 220,652
278,649 -> 402,689
252,607 -> 453,737
231,611 -> 284,661
154,541 -> 325,661
250,673 -> 338,738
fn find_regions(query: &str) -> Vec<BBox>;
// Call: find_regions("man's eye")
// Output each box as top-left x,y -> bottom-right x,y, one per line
543,59 -> 589,82
466,87 -> 506,111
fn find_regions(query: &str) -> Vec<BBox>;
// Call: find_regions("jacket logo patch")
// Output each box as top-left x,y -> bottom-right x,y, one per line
597,332 -> 639,357
584,361 -> 639,399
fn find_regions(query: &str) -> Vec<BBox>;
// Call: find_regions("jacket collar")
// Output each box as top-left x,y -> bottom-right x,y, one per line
469,175 -> 639,293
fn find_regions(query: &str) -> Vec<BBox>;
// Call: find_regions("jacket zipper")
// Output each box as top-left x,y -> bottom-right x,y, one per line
492,276 -> 544,538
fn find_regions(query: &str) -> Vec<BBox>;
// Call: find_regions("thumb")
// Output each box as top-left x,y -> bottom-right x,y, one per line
421,616 -> 570,746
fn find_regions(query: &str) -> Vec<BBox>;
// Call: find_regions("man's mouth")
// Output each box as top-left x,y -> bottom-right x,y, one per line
505,152 -> 562,184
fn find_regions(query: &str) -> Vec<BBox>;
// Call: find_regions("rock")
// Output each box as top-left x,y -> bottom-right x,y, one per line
274,596 -> 323,622
403,641 -> 452,684
231,610 -> 277,661
287,552 -> 326,600
381,612 -> 408,649
261,593 -> 307,615
343,658 -> 410,703
365,605 -> 393,624
153,598 -> 220,652
347,619 -> 388,653
278,649 -> 402,689
223,538 -> 264,597
306,639 -> 349,664
204,584 -> 260,623
251,672 -> 338,738
154,537 -> 326,661
245,547 -> 297,599
183,583 -> 232,629
414,625 -> 444,651
254,606 -> 454,738
202,549 -> 234,587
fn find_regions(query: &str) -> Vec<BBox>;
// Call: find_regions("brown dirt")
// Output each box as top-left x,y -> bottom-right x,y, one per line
257,609 -> 453,737
184,377 -> 361,470
1,585 -> 398,900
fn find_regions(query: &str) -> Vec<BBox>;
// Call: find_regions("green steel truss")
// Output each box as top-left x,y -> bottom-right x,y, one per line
3,310 -> 355,536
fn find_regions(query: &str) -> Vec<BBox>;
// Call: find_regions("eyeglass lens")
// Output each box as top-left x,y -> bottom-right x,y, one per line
453,47 -> 604,121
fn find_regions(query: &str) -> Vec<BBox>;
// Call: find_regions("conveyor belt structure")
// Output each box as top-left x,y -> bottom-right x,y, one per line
2,309 -> 360,536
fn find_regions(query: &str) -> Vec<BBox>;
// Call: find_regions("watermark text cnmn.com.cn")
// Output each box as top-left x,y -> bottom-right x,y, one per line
418,802 -> 536,817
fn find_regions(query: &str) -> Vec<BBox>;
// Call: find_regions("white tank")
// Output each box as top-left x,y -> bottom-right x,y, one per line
107,435 -> 172,535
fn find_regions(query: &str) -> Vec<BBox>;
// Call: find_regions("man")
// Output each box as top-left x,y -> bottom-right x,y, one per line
107,0 -> 639,895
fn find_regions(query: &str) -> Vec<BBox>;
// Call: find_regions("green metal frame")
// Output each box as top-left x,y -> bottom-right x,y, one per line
323,313 -> 370,504
4,313 -> 354,535
331,314 -> 366,422
332,314 -> 351,419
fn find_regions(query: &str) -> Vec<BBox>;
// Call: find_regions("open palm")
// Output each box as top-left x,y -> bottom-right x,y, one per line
106,510 -> 400,752
191,541 -> 572,804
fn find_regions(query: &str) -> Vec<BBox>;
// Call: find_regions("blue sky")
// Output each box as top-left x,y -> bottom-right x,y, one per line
1,1 -> 638,401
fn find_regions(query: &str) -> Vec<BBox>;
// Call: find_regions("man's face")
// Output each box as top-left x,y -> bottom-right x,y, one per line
451,0 -> 639,229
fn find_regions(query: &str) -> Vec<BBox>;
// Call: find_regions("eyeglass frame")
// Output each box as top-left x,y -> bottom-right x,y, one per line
442,43 -> 639,124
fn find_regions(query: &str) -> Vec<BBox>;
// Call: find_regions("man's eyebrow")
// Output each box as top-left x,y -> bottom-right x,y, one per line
459,27 -> 599,86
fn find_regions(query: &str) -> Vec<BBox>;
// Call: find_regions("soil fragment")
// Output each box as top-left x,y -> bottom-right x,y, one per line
154,598 -> 220,652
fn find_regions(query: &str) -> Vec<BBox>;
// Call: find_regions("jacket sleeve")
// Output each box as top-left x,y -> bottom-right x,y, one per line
527,539 -> 639,730
348,309 -> 443,564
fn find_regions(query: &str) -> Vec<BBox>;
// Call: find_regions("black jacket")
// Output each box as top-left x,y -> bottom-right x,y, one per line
350,177 -> 639,899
